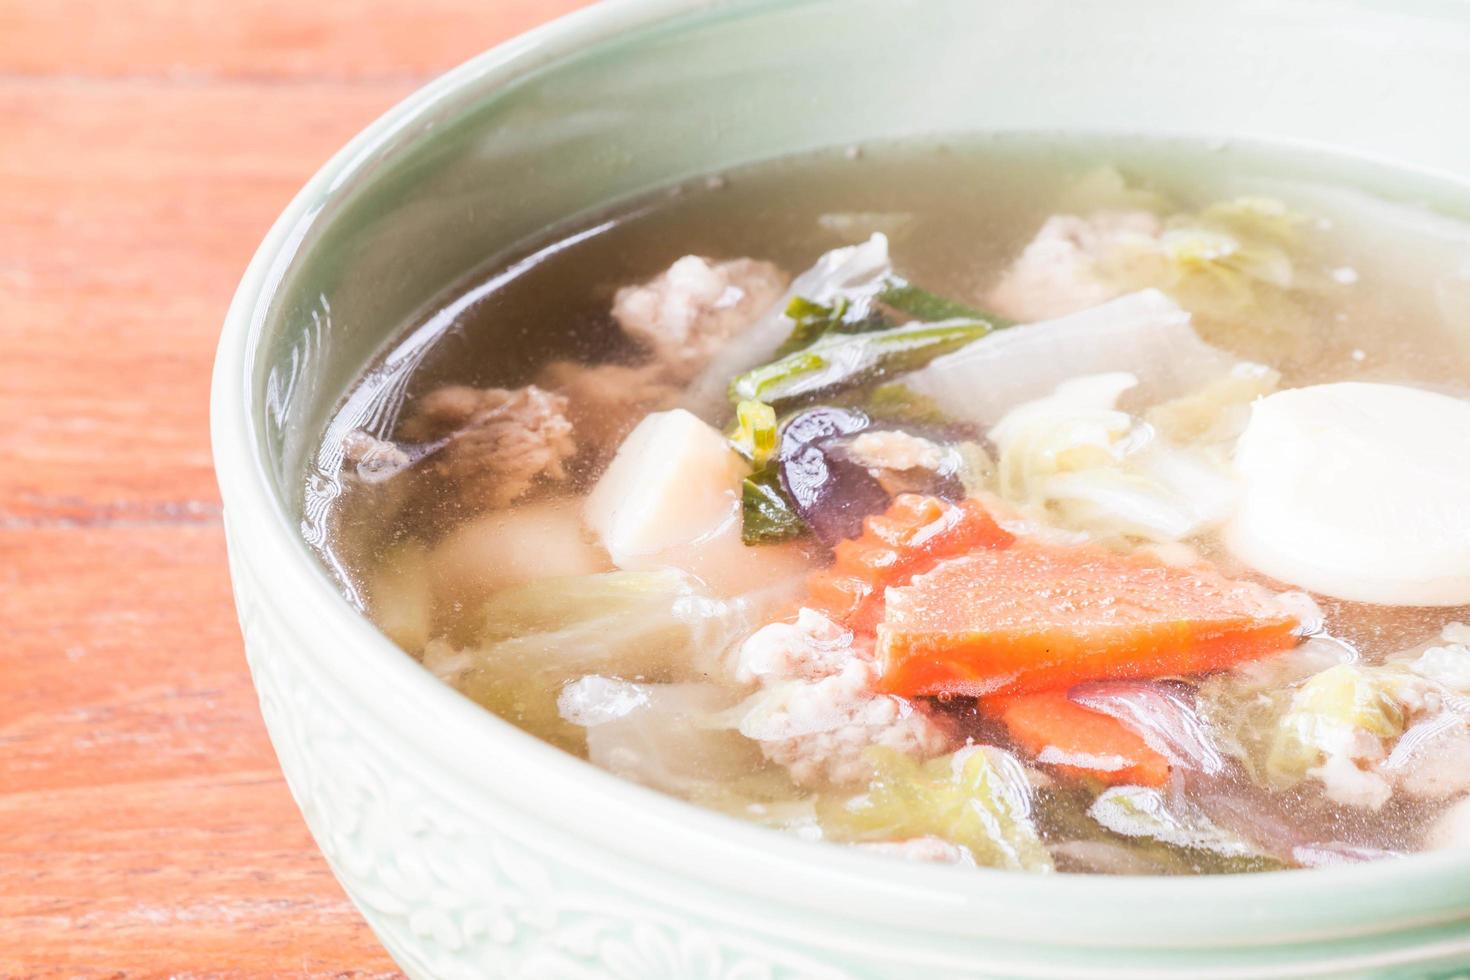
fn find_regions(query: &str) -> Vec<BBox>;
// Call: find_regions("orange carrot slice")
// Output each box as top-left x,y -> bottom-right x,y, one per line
808,494 -> 1013,631
985,690 -> 1171,787
877,539 -> 1299,697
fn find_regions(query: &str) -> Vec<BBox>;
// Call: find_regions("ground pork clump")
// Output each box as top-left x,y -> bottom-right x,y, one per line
341,430 -> 415,483
611,255 -> 788,379
734,609 -> 951,787
396,384 -> 576,510
535,360 -> 682,459
842,430 -> 948,474
987,211 -> 1162,322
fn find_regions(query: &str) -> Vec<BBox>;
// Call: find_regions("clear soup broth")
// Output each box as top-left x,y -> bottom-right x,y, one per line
305,135 -> 1470,874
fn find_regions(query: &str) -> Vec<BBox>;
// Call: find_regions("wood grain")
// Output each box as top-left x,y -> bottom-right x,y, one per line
0,1 -> 590,975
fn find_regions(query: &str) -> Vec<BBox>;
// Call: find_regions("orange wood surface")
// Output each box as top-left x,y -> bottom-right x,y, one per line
0,2 -> 588,975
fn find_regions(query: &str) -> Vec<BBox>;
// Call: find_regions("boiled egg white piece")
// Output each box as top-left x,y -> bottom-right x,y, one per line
1228,382 -> 1470,605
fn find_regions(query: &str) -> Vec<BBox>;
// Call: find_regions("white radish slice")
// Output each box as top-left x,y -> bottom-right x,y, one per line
1228,382 -> 1470,605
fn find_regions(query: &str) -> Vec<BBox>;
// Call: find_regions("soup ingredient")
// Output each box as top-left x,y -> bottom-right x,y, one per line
436,568 -> 766,752
987,690 -> 1171,787
683,234 -> 893,415
1019,194 -> 1320,360
1088,785 -> 1274,867
1427,795 -> 1470,851
396,384 -> 577,512
1383,711 -> 1470,802
750,405 -> 974,548
989,372 -> 1237,543
1228,382 -> 1470,606
1267,664 -> 1407,808
776,407 -> 890,545
476,569 -> 709,677
856,836 -> 977,865
817,745 -> 1053,872
878,281 -> 1001,324
611,255 -> 788,379
987,211 -> 1162,322
1198,636 -> 1360,783
1069,680 -> 1227,774
586,408 -> 745,562
808,494 -> 1014,631
535,360 -> 681,458
341,429 -> 419,484
736,611 -> 951,786
731,399 -> 779,467
586,408 -> 810,593
877,537 -> 1300,698
839,429 -> 967,500
1203,628 -> 1470,807
366,539 -> 432,652
1146,360 -> 1279,445
729,317 -> 1003,408
733,606 -> 857,684
772,294 -> 881,358
741,463 -> 805,544
740,659 -> 951,787
1114,198 -> 1301,309
842,429 -> 947,474
428,498 -> 611,612
905,290 -> 1234,429
558,677 -> 762,796
316,137 -> 1470,877
1270,658 -> 1470,807
1407,622 -> 1470,692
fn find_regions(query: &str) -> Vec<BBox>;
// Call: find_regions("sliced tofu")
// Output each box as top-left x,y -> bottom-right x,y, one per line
1228,382 -> 1470,605
585,408 -> 811,594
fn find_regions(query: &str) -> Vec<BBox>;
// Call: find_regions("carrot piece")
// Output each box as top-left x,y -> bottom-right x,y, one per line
877,539 -> 1299,697
985,690 -> 1171,787
808,494 -> 1013,631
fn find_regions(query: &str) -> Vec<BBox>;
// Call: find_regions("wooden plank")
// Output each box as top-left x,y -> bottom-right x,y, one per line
0,79 -> 415,523
1,2 -> 596,972
0,0 -> 591,80
0,525 -> 400,976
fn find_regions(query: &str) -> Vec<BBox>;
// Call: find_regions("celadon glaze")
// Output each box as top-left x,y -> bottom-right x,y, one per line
212,1 -> 1470,975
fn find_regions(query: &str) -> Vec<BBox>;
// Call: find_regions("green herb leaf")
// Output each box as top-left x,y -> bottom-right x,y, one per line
729,319 -> 998,408
741,463 -> 805,544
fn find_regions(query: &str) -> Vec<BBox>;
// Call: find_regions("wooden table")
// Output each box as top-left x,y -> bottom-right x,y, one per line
0,2 -> 588,974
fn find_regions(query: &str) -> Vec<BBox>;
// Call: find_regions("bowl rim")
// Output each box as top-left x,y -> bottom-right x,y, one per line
211,0 -> 1470,959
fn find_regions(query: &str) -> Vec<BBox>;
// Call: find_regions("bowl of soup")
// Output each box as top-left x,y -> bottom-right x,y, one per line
212,0 -> 1470,975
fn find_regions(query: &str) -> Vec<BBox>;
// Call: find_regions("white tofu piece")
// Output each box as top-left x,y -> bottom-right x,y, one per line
1228,383 -> 1470,605
584,409 -> 810,595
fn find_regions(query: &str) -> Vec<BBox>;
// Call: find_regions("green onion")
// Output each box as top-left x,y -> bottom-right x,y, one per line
729,319 -> 998,407
879,281 -> 1013,326
731,399 -> 778,467
775,295 -> 847,357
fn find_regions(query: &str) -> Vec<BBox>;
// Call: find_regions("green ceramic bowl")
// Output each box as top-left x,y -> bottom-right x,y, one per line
213,1 -> 1470,975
